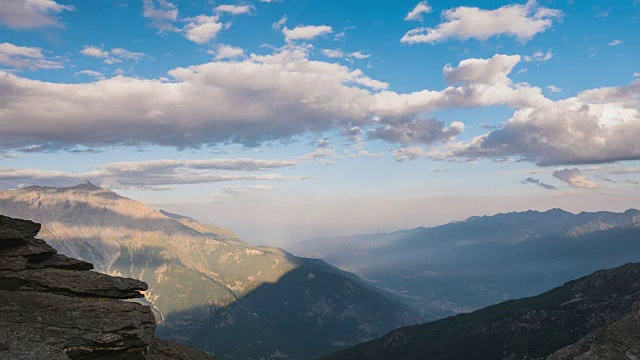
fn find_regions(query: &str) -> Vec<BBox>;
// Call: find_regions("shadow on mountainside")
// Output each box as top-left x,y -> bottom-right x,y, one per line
156,260 -> 420,360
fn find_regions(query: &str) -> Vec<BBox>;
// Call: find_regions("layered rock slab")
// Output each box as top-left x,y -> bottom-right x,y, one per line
0,215 -> 214,360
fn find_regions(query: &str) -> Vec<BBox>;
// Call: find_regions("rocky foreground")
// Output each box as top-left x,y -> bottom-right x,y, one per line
0,215 -> 214,360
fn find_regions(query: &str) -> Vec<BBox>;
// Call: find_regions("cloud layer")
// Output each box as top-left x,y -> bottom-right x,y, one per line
0,158 -> 305,190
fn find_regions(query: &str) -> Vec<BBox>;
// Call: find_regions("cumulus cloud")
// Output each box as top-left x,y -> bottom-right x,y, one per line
608,39 -> 623,46
209,44 -> 245,60
405,1 -> 432,21
521,177 -> 558,190
3,49 -> 636,168
0,0 -> 73,29
553,168 -> 599,189
143,0 -> 178,31
401,0 -> 561,44
426,57 -> 640,166
0,158 -> 305,190
275,18 -> 333,42
80,46 -> 146,64
183,15 -> 224,44
0,42 -> 63,70
2,45 -> 451,150
215,4 -> 255,15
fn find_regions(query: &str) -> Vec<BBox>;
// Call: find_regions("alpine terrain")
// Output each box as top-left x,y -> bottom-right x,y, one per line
0,183 -> 419,360
292,209 -> 640,317
324,262 -> 640,360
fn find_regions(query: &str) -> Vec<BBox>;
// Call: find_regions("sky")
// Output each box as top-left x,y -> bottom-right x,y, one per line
0,0 -> 639,246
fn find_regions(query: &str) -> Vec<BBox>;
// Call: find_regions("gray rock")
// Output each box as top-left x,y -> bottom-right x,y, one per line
0,290 -> 154,359
0,215 -> 216,359
0,237 -> 56,258
0,215 -> 40,242
0,268 -> 148,298
28,253 -> 94,271
0,256 -> 27,271
148,340 -> 216,360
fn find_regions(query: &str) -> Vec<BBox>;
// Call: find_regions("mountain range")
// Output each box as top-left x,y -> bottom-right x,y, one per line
0,183 -> 419,360
324,262 -> 640,360
291,208 -> 640,317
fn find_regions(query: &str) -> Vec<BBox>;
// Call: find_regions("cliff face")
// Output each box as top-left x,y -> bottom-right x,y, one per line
0,215 -> 214,360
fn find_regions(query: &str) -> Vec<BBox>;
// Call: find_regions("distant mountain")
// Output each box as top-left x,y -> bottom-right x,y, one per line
0,183 -> 419,360
290,209 -> 640,316
323,262 -> 640,360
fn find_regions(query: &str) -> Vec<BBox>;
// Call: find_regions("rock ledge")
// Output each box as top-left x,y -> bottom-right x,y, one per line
0,215 -> 215,360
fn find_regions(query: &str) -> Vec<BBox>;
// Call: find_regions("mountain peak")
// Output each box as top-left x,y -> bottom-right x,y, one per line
70,181 -> 103,191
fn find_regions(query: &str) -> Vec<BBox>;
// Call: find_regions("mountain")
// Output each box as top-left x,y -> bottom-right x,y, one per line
290,209 -> 640,316
0,215 -> 213,360
0,183 -> 419,360
548,302 -> 640,359
323,262 -> 640,360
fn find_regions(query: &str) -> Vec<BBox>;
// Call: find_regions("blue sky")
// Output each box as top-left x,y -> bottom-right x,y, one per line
1,0 -> 639,244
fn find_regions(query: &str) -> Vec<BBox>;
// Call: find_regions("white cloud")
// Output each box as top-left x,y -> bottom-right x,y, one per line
80,46 -> 146,64
322,49 -> 344,58
401,0 -> 561,44
0,42 -> 63,70
608,39 -> 623,46
405,1 -> 432,21
75,70 -> 103,78
0,0 -> 73,29
546,85 -> 562,93
523,49 -> 553,62
3,50 -> 636,169
143,0 -> 178,31
0,158 -> 305,190
553,168 -> 599,189
183,15 -> 224,44
215,4 -> 255,15
209,44 -> 245,60
443,54 -> 521,85
634,72 -> 640,78
322,49 -> 370,60
350,51 -> 370,60
429,78 -> 640,165
0,51 -> 550,152
277,19 -> 333,42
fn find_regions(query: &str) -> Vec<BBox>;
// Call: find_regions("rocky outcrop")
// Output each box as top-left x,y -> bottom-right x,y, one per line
547,304 -> 640,360
0,215 -> 215,360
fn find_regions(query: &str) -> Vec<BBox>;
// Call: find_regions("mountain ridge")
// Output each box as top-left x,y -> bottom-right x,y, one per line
323,262 -> 640,360
291,207 -> 640,317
